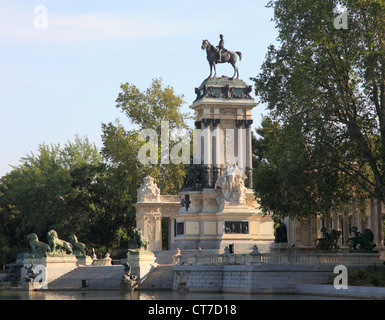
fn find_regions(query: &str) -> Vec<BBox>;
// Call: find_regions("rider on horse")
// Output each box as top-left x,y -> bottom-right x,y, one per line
217,34 -> 225,62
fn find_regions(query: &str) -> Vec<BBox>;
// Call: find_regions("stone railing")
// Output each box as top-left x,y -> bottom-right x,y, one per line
173,250 -> 382,267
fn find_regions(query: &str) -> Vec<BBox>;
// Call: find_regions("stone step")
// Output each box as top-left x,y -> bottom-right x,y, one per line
153,250 -> 177,265
138,250 -> 219,290
137,265 -> 174,290
48,265 -> 125,290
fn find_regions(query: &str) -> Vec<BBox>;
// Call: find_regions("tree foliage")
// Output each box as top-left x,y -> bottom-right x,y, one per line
0,137 -> 104,257
252,0 -> 385,218
0,76 -> 193,264
102,78 -> 189,195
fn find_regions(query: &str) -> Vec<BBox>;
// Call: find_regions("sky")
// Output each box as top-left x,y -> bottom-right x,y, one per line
0,0 -> 278,178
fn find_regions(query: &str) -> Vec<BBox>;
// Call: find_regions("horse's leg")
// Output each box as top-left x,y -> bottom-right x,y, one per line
209,62 -> 213,78
230,61 -> 239,79
213,62 -> 217,77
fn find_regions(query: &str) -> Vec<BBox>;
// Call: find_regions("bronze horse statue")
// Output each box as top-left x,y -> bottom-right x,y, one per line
201,39 -> 242,79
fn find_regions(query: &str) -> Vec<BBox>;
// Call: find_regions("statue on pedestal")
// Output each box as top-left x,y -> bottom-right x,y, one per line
137,176 -> 161,203
274,220 -> 288,243
314,227 -> 340,251
348,226 -> 377,252
201,34 -> 242,79
27,233 -> 52,257
47,230 -> 73,255
68,234 -> 88,256
130,228 -> 149,251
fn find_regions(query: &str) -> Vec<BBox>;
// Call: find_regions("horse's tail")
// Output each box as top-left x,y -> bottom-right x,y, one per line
236,51 -> 242,61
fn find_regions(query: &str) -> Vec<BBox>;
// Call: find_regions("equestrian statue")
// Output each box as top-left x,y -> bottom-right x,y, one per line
201,34 -> 242,79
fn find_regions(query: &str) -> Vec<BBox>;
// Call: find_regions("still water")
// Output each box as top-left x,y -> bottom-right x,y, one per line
0,289 -> 349,300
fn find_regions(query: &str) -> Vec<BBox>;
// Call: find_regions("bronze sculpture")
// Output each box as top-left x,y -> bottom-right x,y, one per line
201,35 -> 242,79
314,227 -> 341,251
348,226 -> 377,252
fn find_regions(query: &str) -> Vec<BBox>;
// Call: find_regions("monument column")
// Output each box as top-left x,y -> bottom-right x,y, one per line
245,120 -> 253,188
169,218 -> 175,249
235,120 -> 245,170
202,118 -> 213,188
213,119 -> 221,187
154,215 -> 162,251
173,51 -> 274,251
194,121 -> 202,164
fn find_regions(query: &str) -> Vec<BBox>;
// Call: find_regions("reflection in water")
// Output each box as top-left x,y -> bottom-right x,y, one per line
0,289 -> 349,300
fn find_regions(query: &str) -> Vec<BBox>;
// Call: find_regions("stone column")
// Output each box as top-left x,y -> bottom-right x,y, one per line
369,198 -> 376,239
194,121 -> 202,165
154,216 -> 162,251
245,120 -> 253,188
202,118 -> 212,188
169,218 -> 175,250
212,119 -> 221,186
235,120 -> 245,170
375,199 -> 383,247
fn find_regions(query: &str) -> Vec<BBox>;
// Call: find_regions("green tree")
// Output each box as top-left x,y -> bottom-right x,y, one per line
252,0 -> 385,218
102,78 -> 190,200
68,162 -> 132,253
0,136 -> 103,263
252,117 -> 364,219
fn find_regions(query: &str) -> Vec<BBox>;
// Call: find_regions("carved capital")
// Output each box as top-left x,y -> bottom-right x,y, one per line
245,120 -> 254,128
236,119 -> 246,128
212,119 -> 221,128
202,118 -> 213,128
195,120 -> 202,129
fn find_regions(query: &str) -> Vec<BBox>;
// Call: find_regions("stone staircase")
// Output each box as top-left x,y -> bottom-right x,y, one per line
47,265 -> 125,290
44,250 -> 220,291
136,250 -> 175,290
137,249 -> 218,290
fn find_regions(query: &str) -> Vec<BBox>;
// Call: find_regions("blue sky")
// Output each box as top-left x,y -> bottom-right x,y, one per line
0,0 -> 278,177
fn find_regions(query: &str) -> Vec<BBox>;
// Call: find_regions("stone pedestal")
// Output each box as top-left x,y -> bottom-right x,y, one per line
124,249 -> 157,281
171,188 -> 274,253
22,255 -> 78,289
76,255 -> 93,266
91,253 -> 112,266
133,77 -> 274,253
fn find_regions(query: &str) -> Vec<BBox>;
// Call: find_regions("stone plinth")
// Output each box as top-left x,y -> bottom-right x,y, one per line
76,255 -> 93,266
124,249 -> 157,281
91,253 -> 112,266
22,255 -> 78,288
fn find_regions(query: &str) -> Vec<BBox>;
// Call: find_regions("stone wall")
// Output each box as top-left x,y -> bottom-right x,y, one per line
174,264 -> 334,293
173,252 -> 383,293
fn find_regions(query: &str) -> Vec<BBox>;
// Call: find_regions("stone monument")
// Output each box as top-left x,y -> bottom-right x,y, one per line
23,230 -> 78,288
170,36 -> 274,252
133,35 -> 274,253
124,228 -> 157,282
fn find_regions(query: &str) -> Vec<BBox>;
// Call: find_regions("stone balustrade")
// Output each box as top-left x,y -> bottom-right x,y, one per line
173,251 -> 382,267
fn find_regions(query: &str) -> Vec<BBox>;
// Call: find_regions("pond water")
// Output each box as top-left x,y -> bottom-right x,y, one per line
0,289 -> 350,300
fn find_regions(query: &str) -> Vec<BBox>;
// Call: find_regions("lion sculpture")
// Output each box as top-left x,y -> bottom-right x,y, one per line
132,228 -> 149,250
315,227 -> 341,251
68,234 -> 88,256
27,233 -> 51,256
348,226 -> 376,252
47,230 -> 73,254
